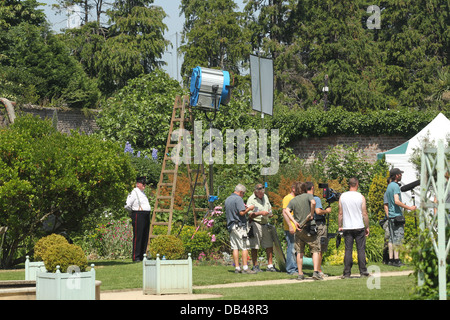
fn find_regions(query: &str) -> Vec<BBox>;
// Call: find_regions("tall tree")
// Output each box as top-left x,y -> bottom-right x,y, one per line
180,0 -> 250,78
0,0 -> 46,29
377,0 -> 449,108
0,0 -> 100,107
243,0 -> 308,106
62,0 -> 169,95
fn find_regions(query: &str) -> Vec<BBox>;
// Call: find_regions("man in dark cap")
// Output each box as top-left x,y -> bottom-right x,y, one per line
385,168 -> 416,266
125,176 -> 151,262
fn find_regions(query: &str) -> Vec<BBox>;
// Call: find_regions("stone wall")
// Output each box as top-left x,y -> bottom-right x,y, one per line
289,135 -> 409,164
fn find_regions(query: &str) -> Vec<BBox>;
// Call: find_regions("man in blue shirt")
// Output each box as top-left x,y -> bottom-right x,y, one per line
314,195 -> 331,277
225,184 -> 256,274
385,168 -> 416,266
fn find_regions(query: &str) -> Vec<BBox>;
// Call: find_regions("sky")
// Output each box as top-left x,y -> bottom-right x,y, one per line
38,0 -> 245,83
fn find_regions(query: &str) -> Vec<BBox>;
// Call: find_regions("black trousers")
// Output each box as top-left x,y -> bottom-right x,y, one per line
343,228 -> 367,276
131,210 -> 150,261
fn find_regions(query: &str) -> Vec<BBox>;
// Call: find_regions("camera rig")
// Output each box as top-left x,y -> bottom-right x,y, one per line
318,183 -> 341,206
318,183 -> 343,248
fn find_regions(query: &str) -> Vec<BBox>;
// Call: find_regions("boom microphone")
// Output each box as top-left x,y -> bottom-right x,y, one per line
400,180 -> 420,192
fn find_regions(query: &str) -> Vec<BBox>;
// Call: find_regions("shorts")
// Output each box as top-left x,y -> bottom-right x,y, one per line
383,220 -> 390,240
249,222 -> 274,250
229,224 -> 250,250
388,221 -> 404,246
316,223 -> 328,252
294,228 -> 321,254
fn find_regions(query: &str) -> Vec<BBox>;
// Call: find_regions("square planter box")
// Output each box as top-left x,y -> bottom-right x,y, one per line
36,264 -> 96,300
25,256 -> 46,280
143,253 -> 192,295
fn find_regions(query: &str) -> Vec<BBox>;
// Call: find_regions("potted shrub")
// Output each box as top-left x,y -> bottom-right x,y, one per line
25,234 -> 68,280
143,235 -> 192,295
34,234 -> 98,300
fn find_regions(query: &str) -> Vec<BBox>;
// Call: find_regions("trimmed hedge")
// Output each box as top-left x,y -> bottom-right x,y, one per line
270,106 -> 447,141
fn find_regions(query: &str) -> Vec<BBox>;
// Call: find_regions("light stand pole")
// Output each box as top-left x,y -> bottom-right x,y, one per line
322,74 -> 329,111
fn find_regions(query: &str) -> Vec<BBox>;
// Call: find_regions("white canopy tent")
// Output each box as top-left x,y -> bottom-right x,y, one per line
377,113 -> 450,207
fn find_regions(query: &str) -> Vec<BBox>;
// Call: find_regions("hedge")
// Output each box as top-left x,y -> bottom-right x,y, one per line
270,106 -> 448,141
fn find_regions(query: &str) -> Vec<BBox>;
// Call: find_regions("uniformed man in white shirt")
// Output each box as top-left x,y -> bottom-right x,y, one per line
125,176 -> 151,262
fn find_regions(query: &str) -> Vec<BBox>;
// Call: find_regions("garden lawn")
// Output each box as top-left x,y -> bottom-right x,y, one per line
0,260 -> 415,299
194,275 -> 415,300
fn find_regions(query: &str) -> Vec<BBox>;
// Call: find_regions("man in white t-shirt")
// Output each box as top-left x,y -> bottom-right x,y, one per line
338,177 -> 370,278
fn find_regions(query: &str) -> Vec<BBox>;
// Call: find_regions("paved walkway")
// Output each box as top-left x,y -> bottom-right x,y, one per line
100,270 -> 413,300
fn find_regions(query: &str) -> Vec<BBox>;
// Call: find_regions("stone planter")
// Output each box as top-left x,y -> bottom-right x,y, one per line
143,254 -> 192,295
36,264 -> 97,300
25,256 -> 46,280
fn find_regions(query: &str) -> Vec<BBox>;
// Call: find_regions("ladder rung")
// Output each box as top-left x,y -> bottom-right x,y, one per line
154,209 -> 172,213
152,222 -> 170,226
193,195 -> 207,198
194,208 -> 209,212
172,118 -> 184,121
162,170 -> 176,174
159,183 -> 174,187
156,196 -> 172,200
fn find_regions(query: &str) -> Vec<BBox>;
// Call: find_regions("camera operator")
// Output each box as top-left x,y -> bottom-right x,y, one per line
285,182 -> 323,280
313,194 -> 332,278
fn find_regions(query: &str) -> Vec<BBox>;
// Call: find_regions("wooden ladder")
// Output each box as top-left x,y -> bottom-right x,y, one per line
148,96 -> 209,241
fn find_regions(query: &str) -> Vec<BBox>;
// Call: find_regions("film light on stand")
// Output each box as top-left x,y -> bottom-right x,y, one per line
189,66 -> 231,111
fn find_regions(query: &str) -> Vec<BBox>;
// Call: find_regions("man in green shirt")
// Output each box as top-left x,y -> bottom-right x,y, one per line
285,182 -> 322,280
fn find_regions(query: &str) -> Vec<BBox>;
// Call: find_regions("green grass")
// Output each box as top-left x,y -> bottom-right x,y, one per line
194,276 -> 415,300
0,260 -> 416,299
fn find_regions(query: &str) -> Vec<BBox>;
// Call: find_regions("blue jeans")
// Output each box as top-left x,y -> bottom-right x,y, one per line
284,231 -> 298,274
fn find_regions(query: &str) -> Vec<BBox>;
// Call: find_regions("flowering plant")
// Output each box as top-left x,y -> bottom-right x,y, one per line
80,219 -> 133,259
124,141 -> 161,186
193,206 -> 223,243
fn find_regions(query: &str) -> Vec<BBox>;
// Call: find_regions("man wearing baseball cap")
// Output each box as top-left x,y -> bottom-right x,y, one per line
385,168 -> 416,266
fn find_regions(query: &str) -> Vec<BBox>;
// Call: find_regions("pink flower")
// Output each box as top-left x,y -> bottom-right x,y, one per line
211,234 -> 216,242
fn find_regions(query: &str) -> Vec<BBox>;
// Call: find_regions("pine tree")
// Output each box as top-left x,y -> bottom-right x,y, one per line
180,0 -> 250,78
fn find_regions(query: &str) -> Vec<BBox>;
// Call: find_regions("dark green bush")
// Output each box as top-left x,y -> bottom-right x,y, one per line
148,235 -> 185,260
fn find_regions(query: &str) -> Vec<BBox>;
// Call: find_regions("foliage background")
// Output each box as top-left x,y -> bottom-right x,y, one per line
0,115 -> 135,268
0,0 -> 448,300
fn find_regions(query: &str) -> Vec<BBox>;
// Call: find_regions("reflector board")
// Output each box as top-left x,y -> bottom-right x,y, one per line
250,54 -> 274,116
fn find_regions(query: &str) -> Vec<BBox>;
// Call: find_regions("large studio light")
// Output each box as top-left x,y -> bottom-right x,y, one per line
189,66 -> 231,111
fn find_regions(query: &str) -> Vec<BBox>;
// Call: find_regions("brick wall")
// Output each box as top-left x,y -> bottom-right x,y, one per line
289,135 -> 409,164
20,105 -> 99,134
12,105 -> 408,163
